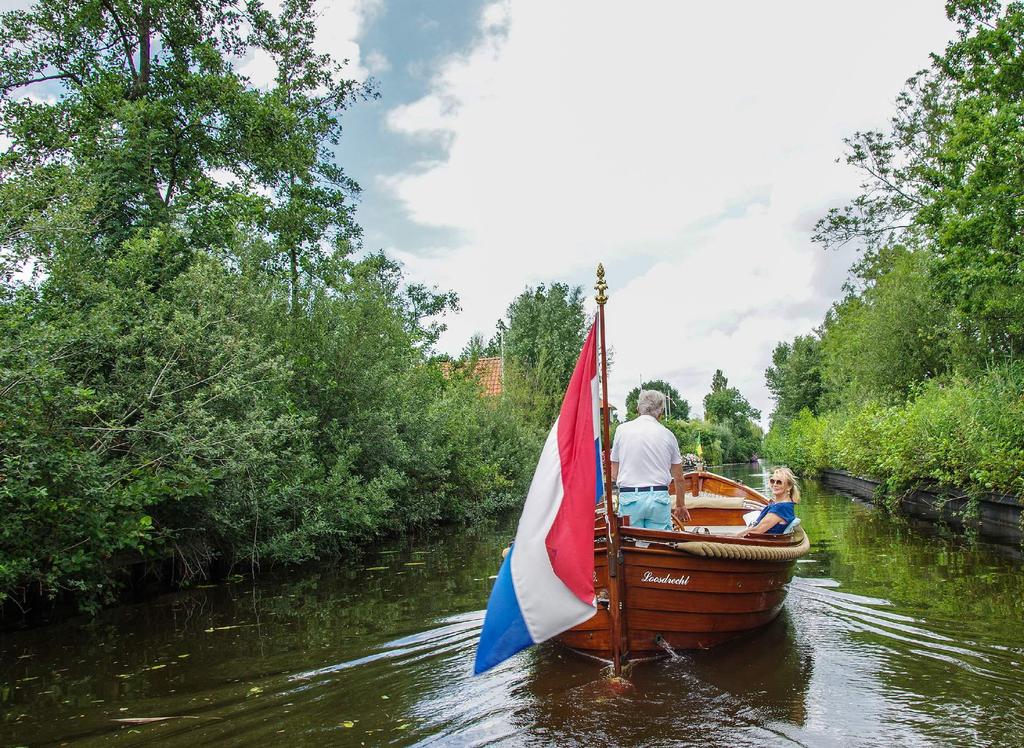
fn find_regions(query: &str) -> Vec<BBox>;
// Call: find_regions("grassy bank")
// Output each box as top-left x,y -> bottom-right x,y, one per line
765,365 -> 1024,506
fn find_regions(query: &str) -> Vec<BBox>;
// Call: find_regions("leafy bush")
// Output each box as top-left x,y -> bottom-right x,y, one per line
0,0 -> 546,615
763,408 -> 829,476
764,366 -> 1024,500
0,248 -> 542,612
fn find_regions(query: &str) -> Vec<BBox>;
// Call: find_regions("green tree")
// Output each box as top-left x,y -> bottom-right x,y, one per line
813,0 -> 1024,361
460,331 -> 500,360
501,283 -> 586,383
710,369 -> 728,394
496,282 -> 587,423
662,419 -> 731,466
765,334 -> 825,426
624,379 -> 690,420
819,246 -> 952,407
0,1 -> 373,291
0,0 -> 534,613
703,370 -> 760,428
701,371 -> 762,462
252,0 -> 374,315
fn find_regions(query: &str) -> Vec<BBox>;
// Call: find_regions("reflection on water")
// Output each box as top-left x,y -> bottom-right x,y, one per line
2,464 -> 1023,746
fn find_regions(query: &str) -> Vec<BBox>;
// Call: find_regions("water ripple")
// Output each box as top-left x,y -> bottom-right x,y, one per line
290,611 -> 483,682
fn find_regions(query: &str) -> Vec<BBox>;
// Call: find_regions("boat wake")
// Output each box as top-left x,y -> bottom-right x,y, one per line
789,577 -> 1023,696
289,610 -> 484,682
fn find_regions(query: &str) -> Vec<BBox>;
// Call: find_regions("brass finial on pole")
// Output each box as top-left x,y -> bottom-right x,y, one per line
595,263 -> 608,305
595,263 -> 625,676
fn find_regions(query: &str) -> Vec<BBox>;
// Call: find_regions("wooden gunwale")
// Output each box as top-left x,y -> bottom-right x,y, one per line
679,470 -> 768,500
622,547 -> 792,573
621,525 -> 799,547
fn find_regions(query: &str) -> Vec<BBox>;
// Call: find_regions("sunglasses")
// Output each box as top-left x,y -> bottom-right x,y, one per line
769,478 -> 785,485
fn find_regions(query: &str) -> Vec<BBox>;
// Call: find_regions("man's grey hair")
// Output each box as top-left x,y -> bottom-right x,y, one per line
637,389 -> 667,418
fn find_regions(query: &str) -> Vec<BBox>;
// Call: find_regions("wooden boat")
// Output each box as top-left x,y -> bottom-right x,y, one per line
556,470 -> 810,662
475,265 -> 808,673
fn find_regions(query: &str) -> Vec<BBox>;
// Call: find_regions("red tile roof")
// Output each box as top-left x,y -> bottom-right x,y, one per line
440,356 -> 504,397
473,356 -> 503,396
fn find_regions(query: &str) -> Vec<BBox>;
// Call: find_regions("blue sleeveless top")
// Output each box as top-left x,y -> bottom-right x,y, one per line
752,501 -> 796,534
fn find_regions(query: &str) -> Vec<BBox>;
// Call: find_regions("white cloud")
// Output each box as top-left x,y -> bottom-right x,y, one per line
418,15 -> 441,33
382,1 -> 954,421
364,50 -> 392,75
238,0 -> 382,87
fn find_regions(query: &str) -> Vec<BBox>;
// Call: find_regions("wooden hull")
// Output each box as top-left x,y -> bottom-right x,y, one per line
555,470 -> 804,660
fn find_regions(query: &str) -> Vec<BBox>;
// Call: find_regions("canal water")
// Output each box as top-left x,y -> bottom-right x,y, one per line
2,464 -> 1022,746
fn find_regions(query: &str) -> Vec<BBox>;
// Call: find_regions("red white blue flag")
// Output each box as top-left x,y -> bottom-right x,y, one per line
474,320 -> 603,674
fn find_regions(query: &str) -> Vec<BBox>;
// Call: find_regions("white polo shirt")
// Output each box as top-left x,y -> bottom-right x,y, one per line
610,414 -> 682,487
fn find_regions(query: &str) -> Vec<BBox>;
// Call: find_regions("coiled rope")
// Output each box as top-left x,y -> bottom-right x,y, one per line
672,526 -> 810,561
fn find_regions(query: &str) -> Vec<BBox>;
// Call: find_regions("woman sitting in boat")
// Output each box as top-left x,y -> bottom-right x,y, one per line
738,467 -> 800,536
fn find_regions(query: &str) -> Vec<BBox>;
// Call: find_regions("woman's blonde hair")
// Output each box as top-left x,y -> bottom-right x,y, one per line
771,467 -> 801,503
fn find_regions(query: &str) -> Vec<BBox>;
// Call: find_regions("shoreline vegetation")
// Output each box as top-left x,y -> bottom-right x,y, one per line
3,0 -> 1021,622
765,369 -> 1024,518
762,3 -> 1024,525
0,1 -> 548,619
0,2 -> 767,621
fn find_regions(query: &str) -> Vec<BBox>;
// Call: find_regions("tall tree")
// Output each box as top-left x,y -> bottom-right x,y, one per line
702,371 -> 762,461
500,282 -> 586,389
813,0 -> 1024,360
493,282 -> 586,426
765,334 -> 825,425
710,369 -> 728,394
625,379 -> 690,420
0,0 -> 372,289
460,331 -> 500,360
703,370 -> 760,431
250,0 -> 374,315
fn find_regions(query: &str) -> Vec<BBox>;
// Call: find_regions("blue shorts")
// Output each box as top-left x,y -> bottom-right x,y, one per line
618,490 -> 672,530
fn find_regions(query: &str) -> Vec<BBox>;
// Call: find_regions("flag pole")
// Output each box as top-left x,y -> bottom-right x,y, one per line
595,263 -> 625,676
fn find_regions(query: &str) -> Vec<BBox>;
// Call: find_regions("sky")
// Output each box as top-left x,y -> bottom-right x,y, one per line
2,0 -> 961,423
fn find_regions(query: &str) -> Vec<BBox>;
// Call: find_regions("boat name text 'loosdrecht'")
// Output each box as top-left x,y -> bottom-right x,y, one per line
641,571 -> 691,586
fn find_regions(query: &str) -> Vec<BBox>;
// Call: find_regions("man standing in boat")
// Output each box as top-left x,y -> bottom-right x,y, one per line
610,390 -> 690,530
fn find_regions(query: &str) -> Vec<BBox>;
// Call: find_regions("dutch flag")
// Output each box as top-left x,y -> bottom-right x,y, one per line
474,320 -> 603,674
